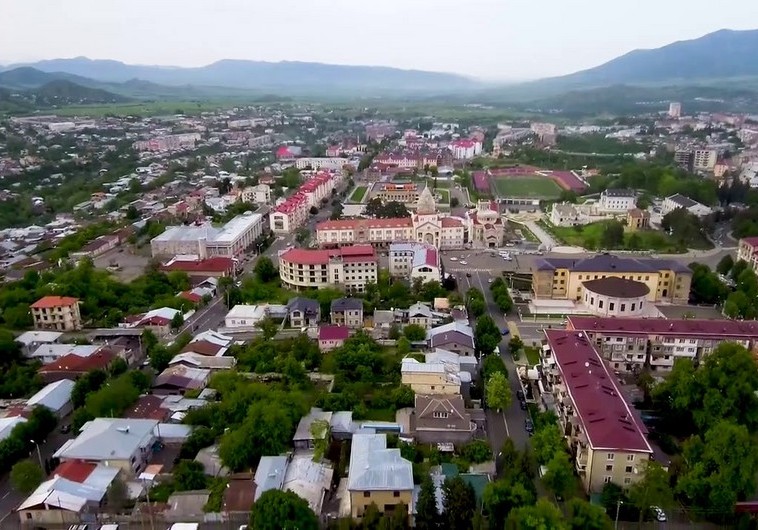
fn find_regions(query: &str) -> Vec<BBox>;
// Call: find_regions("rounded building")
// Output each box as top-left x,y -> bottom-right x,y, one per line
581,277 -> 649,317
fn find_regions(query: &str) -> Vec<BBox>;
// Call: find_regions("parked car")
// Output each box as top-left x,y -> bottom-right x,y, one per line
520,400 -> 527,410
516,389 -> 525,401
525,419 -> 534,434
501,328 -> 510,335
60,424 -> 71,434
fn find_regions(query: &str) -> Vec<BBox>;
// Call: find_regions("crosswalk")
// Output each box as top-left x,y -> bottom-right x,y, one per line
447,268 -> 494,273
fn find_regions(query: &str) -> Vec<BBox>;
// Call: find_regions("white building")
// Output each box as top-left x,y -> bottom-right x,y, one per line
661,194 -> 713,218
550,203 -> 580,227
581,278 -> 650,318
294,158 -> 349,170
26,379 -> 76,417
693,149 -> 717,171
223,304 -> 268,330
241,184 -> 272,205
448,139 -> 482,160
668,102 -> 682,118
389,242 -> 441,283
150,212 -> 264,258
598,189 -> 636,213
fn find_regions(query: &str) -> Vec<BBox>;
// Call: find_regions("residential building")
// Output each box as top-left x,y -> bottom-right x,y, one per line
668,102 -> 682,118
401,358 -> 461,395
254,454 -> 333,516
16,330 -> 63,357
31,296 -> 82,331
468,200 -> 504,248
70,234 -> 120,261
319,325 -> 350,352
347,433 -> 413,518
330,298 -> 364,328
29,344 -> 100,365
178,330 -> 233,357
151,212 -> 265,258
427,322 -> 476,357
288,297 -> 321,328
388,242 -> 441,283
566,316 -> 758,372
26,379 -> 75,418
133,133 -> 200,152
411,394 -> 476,445
550,203 -> 580,227
53,418 -> 159,476
38,348 -> 116,383
674,149 -> 693,171
693,149 -> 717,171
531,254 -> 692,304
449,139 -> 482,159
295,157 -> 349,170
0,417 -> 27,443
407,302 -> 434,330
293,408 -> 333,451
279,245 -> 378,292
738,237 -> 758,274
223,304 -> 268,330
425,348 -> 478,380
598,189 -> 636,212
153,365 -> 210,395
661,194 -> 712,218
124,307 -> 183,336
626,209 -> 650,231
241,184 -> 272,204
271,171 -> 340,234
540,330 -> 653,493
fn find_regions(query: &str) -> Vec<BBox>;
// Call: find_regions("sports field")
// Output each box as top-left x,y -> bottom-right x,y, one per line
492,176 -> 563,199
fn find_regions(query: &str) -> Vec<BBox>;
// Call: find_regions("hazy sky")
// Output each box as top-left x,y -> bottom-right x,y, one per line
2,0 -> 757,80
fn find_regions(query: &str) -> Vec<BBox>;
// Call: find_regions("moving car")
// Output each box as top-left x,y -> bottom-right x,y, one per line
501,328 -> 510,335
525,419 -> 534,434
650,506 -> 667,522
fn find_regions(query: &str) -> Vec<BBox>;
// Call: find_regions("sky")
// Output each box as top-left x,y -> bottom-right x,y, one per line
2,0 -> 758,81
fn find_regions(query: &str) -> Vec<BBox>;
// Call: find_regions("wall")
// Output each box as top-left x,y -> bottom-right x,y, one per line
350,489 -> 412,518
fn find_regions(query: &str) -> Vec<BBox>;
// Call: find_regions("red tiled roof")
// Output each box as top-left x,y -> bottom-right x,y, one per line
545,330 -> 651,453
440,217 -> 463,228
124,395 -> 170,421
181,340 -> 223,356
567,316 -> 758,339
425,248 -> 438,268
281,245 -> 376,266
319,325 -> 350,341
53,461 -> 96,483
31,296 -> 79,309
316,217 -> 413,231
39,349 -> 115,374
741,237 -> 758,247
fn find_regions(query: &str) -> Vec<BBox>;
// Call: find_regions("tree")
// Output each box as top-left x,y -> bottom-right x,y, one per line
256,316 -> 279,341
441,476 -> 476,530
508,336 -> 524,356
451,197 -> 460,208
461,439 -> 493,464
600,220 -> 625,249
310,419 -> 330,462
254,256 -> 278,283
296,227 -> 310,244
565,498 -> 613,530
485,372 -> 511,412
10,460 -> 43,494
173,460 -> 207,491
474,314 -> 501,356
415,473 -> 440,530
170,311 -> 184,330
403,323 -> 426,342
106,477 -> 129,511
481,354 -> 507,380
506,498 -> 566,530
396,337 -> 411,355
716,254 -> 734,276
532,423 -> 564,465
149,344 -> 173,372
331,202 -> 344,220
382,502 -> 409,530
542,451 -> 574,499
249,489 -> 319,530
362,503 -> 383,529
483,478 -> 534,529
627,460 -> 673,527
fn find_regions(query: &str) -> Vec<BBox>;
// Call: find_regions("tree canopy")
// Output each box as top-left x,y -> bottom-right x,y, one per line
249,489 -> 319,530
485,372 -> 511,412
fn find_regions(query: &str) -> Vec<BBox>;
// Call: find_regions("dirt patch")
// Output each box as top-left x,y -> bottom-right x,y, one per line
94,245 -> 151,282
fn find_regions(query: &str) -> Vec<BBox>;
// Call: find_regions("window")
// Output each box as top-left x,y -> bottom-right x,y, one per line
364,491 -> 371,498
606,464 -> 613,471
609,302 -> 615,311
598,300 -> 604,308
607,453 -> 615,460
393,491 -> 400,498
604,476 -> 612,484
620,304 -> 626,312
624,477 -> 632,485
625,466 -> 633,473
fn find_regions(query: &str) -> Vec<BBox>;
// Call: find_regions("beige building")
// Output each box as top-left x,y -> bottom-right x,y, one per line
540,330 -> 653,493
737,237 -> 758,274
375,182 -> 421,204
467,200 -> 505,247
31,296 -> 82,331
532,254 -> 691,304
626,209 -> 650,231
279,245 -> 378,293
348,434 -> 413,518
401,358 -> 461,395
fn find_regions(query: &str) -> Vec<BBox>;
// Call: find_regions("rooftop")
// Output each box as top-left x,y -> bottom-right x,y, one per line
535,254 -> 691,274
545,330 -> 651,453
347,433 -> 413,491
331,297 -> 363,312
281,245 -> 376,266
582,277 -> 650,298
567,316 -> 758,338
31,296 -> 79,309
319,325 -> 350,341
54,418 -> 158,461
254,456 -> 288,501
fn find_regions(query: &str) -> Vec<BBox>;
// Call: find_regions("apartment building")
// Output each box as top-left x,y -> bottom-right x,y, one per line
294,157 -> 349,170
279,245 -> 378,292
532,254 -> 692,304
737,237 -> 758,274
449,139 -> 482,159
693,149 -> 717,171
31,296 -> 82,331
388,242 -> 441,283
271,171 -> 339,234
132,133 -> 201,152
240,184 -> 271,204
540,330 -> 653,493
150,212 -> 264,258
566,316 -> 758,372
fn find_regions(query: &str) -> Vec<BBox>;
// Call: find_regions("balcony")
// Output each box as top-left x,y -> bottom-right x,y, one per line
575,450 -> 588,473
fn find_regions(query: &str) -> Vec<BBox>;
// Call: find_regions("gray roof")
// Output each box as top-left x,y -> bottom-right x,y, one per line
54,418 -> 158,461
254,456 -> 288,500
330,411 -> 355,434
26,379 -> 75,412
331,297 -> 363,312
347,434 -> 413,492
667,193 -> 698,208
287,297 -> 320,316
603,188 -> 635,197
293,407 -> 333,442
408,302 -> 433,319
430,331 -> 475,350
427,322 -> 473,340
535,254 -> 691,274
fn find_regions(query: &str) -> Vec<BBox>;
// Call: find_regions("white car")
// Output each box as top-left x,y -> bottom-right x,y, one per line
460,260 -> 468,265
450,257 -> 458,262
651,506 -> 667,522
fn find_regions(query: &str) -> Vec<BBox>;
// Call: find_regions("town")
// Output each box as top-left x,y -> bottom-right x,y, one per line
1,93 -> 758,530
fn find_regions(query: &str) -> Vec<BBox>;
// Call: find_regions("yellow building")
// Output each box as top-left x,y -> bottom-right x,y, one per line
348,434 -> 414,518
626,208 -> 650,231
400,358 -> 460,395
541,330 -> 653,493
532,254 -> 691,304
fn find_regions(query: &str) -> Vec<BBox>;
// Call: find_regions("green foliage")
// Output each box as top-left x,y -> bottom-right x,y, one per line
415,473 -> 440,530
485,372 -> 511,411
460,439 -> 493,464
10,460 -> 44,494
441,475 -> 477,530
364,198 -> 410,219
661,207 -> 712,249
235,334 -> 321,374
403,323 -> 426,342
565,498 -> 613,530
474,314 -> 501,356
483,477 -> 535,529
173,460 -> 208,491
532,423 -> 564,465
254,256 -> 279,283
396,337 -> 411,355
506,498 -> 566,530
627,461 -> 673,525
0,406 -> 56,474
542,451 -> 574,499
508,336 -> 524,356
481,354 -> 507,380
600,220 -> 625,249
716,254 -> 734,276
249,489 -> 319,530
179,426 -> 216,459
490,277 -> 513,313
688,263 -> 729,304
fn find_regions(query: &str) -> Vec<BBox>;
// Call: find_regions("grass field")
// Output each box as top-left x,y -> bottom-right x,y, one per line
436,189 -> 450,204
492,176 -> 562,199
349,185 -> 367,202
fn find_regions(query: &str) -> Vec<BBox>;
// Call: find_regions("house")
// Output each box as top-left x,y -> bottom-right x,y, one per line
661,193 -> 713,218
38,348 -> 116,383
254,456 -> 288,501
626,209 -> 650,231
401,358 -> 461,395
550,203 -> 580,227
153,365 -> 210,395
330,298 -> 364,328
425,348 -> 478,380
255,455 -> 334,515
16,330 -> 63,357
347,433 -> 413,518
293,408 -> 334,451
288,297 -> 321,328
29,344 -> 101,365
124,307 -> 183,336
26,379 -> 75,418
388,242 -> 442,283
179,330 -> 233,357
53,418 -> 159,477
411,395 -> 476,445
169,353 -> 236,371
30,296 -> 82,331
318,325 -> 350,352
407,303 -> 434,330
427,322 -> 475,357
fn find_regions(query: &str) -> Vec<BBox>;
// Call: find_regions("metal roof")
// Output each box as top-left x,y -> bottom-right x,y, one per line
26,379 -> 75,412
347,434 -> 413,492
254,456 -> 288,501
54,418 -> 158,461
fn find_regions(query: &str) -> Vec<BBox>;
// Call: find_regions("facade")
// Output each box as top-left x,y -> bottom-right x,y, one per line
411,394 -> 476,445
661,194 -> 712,218
133,133 -> 200,152
401,358 -> 461,395
388,242 -> 441,283
151,212 -> 264,258
279,245 -> 378,292
318,325 -> 350,352
241,184 -> 272,204
160,256 -> 236,278
330,298 -> 364,328
581,278 -> 650,317
31,296 -> 82,331
532,254 -> 692,304
598,189 -> 636,212
693,149 -> 717,171
427,322 -> 476,357
271,171 -> 340,234
626,209 -> 650,231
347,433 -> 413,518
375,182 -> 421,205
668,102 -> 682,118
566,316 -> 758,372
294,157 -> 349,170
407,302 -> 433,329
551,203 -> 580,227
468,200 -> 505,248
223,304 -> 268,330
540,330 -> 653,493
737,237 -> 758,274
288,297 -> 321,328
449,139 -> 482,159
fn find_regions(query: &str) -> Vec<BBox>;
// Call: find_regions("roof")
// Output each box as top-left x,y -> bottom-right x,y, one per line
429,331 -> 475,350
582,277 -> 650,298
160,256 -> 234,273
54,418 -> 158,461
347,434 -> 413,491
31,296 -> 79,309
281,245 -> 376,266
124,395 -> 170,421
288,297 -> 320,315
316,217 -> 413,231
427,322 -> 474,339
567,315 -> 758,339
319,325 -> 350,341
294,407 -> 334,442
741,236 -> 758,248
0,416 -> 27,442
535,254 -> 691,274
426,348 -> 478,368
154,365 -> 209,391
53,461 -> 96,483
18,465 -> 119,512
283,454 -> 334,514
602,188 -> 635,197
331,297 -> 363,312
666,193 -> 698,208
254,456 -> 288,501
26,379 -> 75,412
627,208 -> 650,219
544,330 -> 651,453
30,344 -> 99,360
39,349 -> 115,375
15,330 -> 63,346
408,302 -> 433,318
180,339 -> 224,357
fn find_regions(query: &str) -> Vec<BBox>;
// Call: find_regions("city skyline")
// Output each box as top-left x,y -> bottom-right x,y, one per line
1,0 -> 757,80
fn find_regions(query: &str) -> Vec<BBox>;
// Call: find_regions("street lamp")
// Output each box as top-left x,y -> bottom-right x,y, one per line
614,499 -> 623,530
29,439 -> 43,470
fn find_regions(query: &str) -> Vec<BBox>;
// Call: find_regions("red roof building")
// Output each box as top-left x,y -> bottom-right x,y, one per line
30,296 -> 79,309
39,349 -> 116,383
160,256 -> 235,278
279,245 -> 378,292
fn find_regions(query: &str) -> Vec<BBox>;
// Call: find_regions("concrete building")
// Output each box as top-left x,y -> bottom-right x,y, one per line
626,209 -> 650,231
288,297 -> 321,328
223,304 -> 268,330
532,254 -> 692,304
279,245 -> 378,292
449,139 -> 482,159
598,189 -> 636,213
151,212 -> 265,258
427,322 -> 476,357
318,325 -> 350,352
241,184 -> 272,204
375,182 -> 421,205
389,242 -> 441,283
294,157 -> 349,170
271,171 -> 339,234
661,194 -> 712,218
668,102 -> 682,118
738,237 -> 758,274
693,149 -> 717,171
31,296 -> 82,331
347,433 -> 413,518
330,298 -> 364,328
580,278 -> 650,318
540,330 -> 653,493
26,379 -> 75,418
401,358 -> 461,395
551,203 -> 581,227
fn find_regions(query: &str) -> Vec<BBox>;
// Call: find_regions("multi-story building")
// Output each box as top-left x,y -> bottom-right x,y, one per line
271,171 -> 340,234
738,237 -> 758,273
693,149 -> 718,171
566,316 -> 758,372
132,133 -> 201,152
598,189 -> 636,212
626,209 -> 650,231
279,245 -> 378,292
294,158 -> 349,170
540,330 -> 653,493
673,149 -> 694,171
151,212 -> 264,258
388,242 -> 441,283
375,182 -> 422,205
661,194 -> 712,218
31,296 -> 82,331
532,254 -> 692,303
449,139 -> 482,159
401,358 -> 461,395
668,102 -> 682,118
240,184 -> 271,204
330,298 -> 364,328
